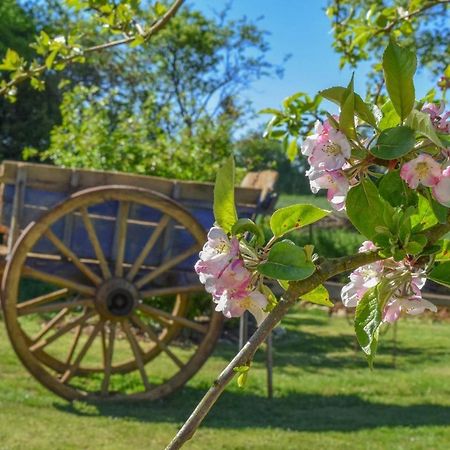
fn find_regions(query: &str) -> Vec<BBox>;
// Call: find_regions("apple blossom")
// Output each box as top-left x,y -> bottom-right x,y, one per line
400,153 -> 442,189
432,166 -> 450,207
382,271 -> 436,323
341,241 -> 383,307
194,226 -> 239,282
422,102 -> 450,134
342,241 -> 435,323
302,118 -> 351,171
195,226 -> 268,325
215,288 -> 268,325
308,169 -> 349,211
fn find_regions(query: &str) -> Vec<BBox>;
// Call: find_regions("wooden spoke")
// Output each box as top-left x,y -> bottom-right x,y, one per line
29,310 -> 96,353
140,284 -> 202,299
65,321 -> 85,366
122,320 -> 151,391
126,214 -> 171,282
101,322 -> 116,395
138,303 -> 208,334
18,298 -> 92,316
114,201 -> 130,277
23,266 -> 96,297
31,308 -> 69,343
44,229 -> 102,286
60,321 -> 102,384
17,289 -> 69,313
80,206 -> 112,280
135,244 -> 200,289
131,314 -> 184,369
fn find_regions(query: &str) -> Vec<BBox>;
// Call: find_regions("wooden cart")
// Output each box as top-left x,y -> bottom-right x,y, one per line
0,161 -> 277,401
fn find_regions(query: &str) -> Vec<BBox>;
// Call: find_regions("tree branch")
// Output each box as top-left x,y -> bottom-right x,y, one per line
166,217 -> 450,450
377,0 -> 450,34
0,0 -> 185,97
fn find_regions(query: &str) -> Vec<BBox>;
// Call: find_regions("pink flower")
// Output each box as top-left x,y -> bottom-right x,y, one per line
400,154 -> 442,189
302,118 -> 351,171
341,241 -> 383,307
432,166 -> 450,206
308,169 -> 349,211
196,225 -> 268,325
195,227 -> 239,283
422,102 -> 450,134
359,241 -> 378,252
208,259 -> 251,297
341,266 -> 381,307
422,102 -> 444,120
215,288 -> 268,325
341,247 -> 436,323
383,296 -> 436,323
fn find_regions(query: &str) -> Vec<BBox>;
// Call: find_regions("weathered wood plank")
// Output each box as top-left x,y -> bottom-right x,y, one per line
0,161 -> 263,207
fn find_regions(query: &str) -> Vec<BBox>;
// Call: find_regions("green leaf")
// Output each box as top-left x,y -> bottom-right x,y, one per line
213,156 -> 237,233
237,371 -> 248,388
300,285 -> 333,307
261,284 -> 278,312
379,170 -> 416,207
371,126 -> 415,160
45,49 -> 58,70
435,240 -> 450,261
0,48 -> 22,71
233,365 -> 250,388
354,287 -> 382,367
431,198 -> 449,224
379,100 -> 400,130
257,240 -> 316,281
270,204 -> 330,237
130,35 -> 145,48
404,232 -> 427,255
428,261 -> 450,288
405,109 -> 443,147
346,178 -> 386,240
319,86 -> 377,127
382,40 -> 417,120
340,88 -> 356,139
259,108 -> 283,115
154,1 -> 167,15
233,365 -> 250,374
231,218 -> 265,245
287,139 -> 298,161
410,194 -> 438,231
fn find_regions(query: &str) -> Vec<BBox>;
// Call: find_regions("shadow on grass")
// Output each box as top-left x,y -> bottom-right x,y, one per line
55,388 -> 450,432
216,325 -> 448,372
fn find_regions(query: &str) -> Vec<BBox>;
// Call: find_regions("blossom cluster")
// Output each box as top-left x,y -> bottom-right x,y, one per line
341,241 -> 437,322
195,227 -> 268,324
301,118 -> 351,211
400,103 -> 450,207
301,102 -> 450,211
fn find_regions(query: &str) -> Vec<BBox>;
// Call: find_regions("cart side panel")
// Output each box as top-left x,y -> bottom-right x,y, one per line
0,162 -> 270,282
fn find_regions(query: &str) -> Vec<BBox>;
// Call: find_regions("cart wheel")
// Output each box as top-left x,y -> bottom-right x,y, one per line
2,185 -> 223,401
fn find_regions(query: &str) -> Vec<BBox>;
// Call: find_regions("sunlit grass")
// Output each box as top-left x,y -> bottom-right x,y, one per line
1,308 -> 450,449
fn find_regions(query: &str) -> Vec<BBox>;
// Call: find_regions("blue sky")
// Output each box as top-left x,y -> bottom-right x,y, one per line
191,0 -> 435,132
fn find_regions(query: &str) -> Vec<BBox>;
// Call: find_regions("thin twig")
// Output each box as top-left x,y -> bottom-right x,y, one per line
377,0 -> 450,34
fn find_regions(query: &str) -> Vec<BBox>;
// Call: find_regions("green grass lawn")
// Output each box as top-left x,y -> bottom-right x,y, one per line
1,308 -> 450,449
276,193 -> 331,210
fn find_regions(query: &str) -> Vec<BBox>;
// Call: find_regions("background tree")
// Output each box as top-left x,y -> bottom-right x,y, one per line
0,0 -> 62,160
326,0 -> 450,97
264,0 -> 449,163
2,1 -> 284,182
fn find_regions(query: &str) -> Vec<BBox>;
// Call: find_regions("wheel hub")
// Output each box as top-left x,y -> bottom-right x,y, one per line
95,278 -> 139,320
